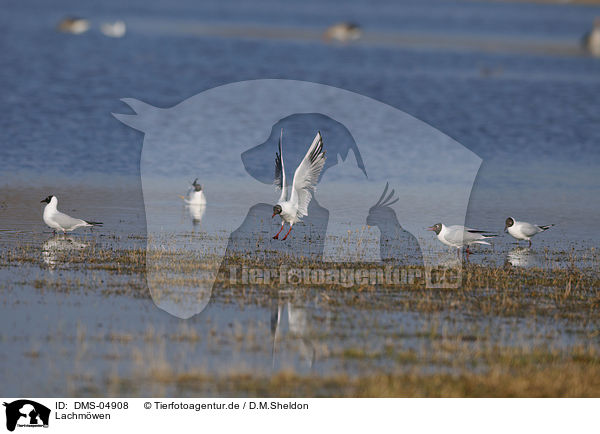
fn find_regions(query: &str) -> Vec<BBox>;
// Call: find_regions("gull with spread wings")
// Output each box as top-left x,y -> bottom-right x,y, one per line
272,130 -> 326,240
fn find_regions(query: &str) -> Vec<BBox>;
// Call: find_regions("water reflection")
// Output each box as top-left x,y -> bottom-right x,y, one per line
506,247 -> 540,268
186,203 -> 206,226
42,235 -> 87,268
271,288 -> 327,371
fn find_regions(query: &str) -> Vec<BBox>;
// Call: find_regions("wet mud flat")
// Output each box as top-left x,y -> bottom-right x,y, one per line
0,232 -> 598,397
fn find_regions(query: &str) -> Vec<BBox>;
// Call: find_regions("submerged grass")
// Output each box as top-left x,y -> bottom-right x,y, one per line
2,236 -> 599,397
1,240 -> 599,319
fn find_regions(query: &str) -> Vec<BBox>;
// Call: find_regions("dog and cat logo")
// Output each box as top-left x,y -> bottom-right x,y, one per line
3,400 -> 50,431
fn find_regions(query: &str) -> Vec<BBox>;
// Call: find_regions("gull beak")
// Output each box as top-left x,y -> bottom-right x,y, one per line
40,199 -> 45,203
426,226 -> 435,231
504,226 -> 508,233
272,212 -> 276,218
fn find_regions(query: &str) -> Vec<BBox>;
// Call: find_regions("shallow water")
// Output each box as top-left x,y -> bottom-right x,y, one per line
1,259 -> 596,396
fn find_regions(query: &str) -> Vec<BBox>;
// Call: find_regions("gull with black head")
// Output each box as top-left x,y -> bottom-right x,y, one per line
272,129 -> 326,240
180,178 -> 207,205
41,195 -> 103,233
427,223 -> 496,255
504,217 -> 553,247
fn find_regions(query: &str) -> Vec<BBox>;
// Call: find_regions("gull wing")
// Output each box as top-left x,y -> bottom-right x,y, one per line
519,222 -> 543,237
53,211 -> 87,229
465,228 -> 488,234
274,129 -> 287,203
464,227 -> 496,242
444,226 -> 468,245
290,132 -> 326,218
462,229 -> 487,243
445,225 -> 491,244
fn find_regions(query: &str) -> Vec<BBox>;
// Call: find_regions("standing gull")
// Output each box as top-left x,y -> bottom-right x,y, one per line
427,223 -> 496,255
272,130 -> 326,240
179,179 -> 207,226
41,195 -> 102,233
504,217 -> 553,247
180,178 -> 207,205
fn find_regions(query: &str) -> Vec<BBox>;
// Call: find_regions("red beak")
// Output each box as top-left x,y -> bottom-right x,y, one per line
426,226 -> 435,231
272,213 -> 276,218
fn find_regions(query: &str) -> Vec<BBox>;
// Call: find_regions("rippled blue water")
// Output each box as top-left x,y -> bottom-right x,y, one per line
1,0 -> 600,173
0,0 -> 598,234
1,0 -> 599,248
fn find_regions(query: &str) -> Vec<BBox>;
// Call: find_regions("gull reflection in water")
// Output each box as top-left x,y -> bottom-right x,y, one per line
271,289 -> 327,371
506,247 -> 540,268
42,234 -> 87,269
186,203 -> 206,226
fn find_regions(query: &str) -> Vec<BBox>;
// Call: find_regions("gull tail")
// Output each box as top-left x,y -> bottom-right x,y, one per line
467,229 -> 497,236
538,224 -> 554,231
468,231 -> 498,239
482,233 -> 498,238
85,220 -> 103,226
473,233 -> 497,245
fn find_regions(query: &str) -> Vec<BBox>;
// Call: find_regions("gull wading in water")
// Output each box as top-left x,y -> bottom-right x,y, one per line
427,223 -> 496,255
179,179 -> 207,226
272,130 -> 326,240
179,178 -> 207,205
41,195 -> 103,233
504,217 -> 554,247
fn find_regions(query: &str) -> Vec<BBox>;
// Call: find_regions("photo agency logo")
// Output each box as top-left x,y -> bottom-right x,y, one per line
113,79 -> 481,319
3,400 -> 50,431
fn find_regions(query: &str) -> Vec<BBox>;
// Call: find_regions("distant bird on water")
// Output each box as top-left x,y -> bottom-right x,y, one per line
179,179 -> 207,226
582,17 -> 600,57
179,178 -> 207,206
101,21 -> 127,38
504,217 -> 554,247
323,22 -> 362,42
41,195 -> 102,233
56,17 -> 90,34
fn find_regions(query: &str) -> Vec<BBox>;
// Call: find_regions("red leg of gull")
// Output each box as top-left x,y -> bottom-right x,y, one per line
281,226 -> 293,240
273,223 -> 285,240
